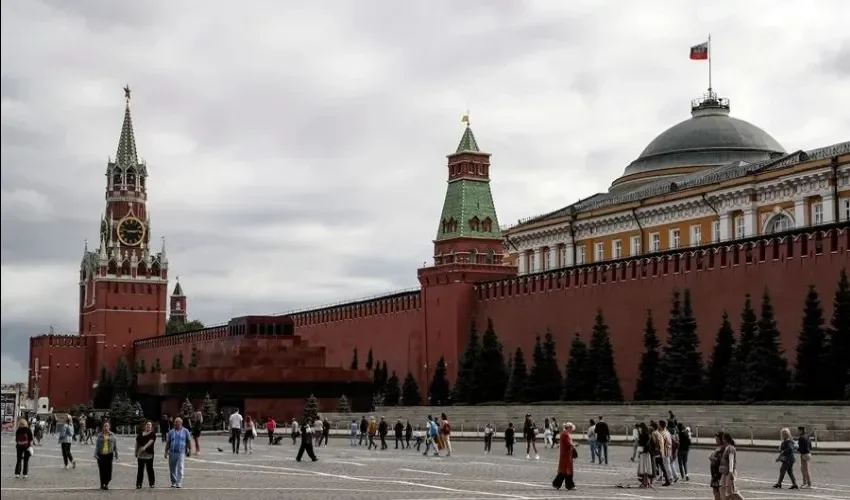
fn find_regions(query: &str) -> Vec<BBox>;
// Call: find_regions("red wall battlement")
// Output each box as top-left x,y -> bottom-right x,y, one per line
473,226 -> 848,399
291,290 -> 421,327
28,334 -> 93,410
293,290 -> 426,387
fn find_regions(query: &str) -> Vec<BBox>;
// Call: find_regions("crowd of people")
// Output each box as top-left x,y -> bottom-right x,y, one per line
9,408 -> 820,496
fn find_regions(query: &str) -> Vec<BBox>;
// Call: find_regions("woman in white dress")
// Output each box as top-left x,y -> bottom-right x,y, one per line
636,423 -> 654,487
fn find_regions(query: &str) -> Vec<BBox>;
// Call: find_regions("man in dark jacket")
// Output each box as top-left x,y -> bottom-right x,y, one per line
594,416 -> 610,465
359,417 -> 368,446
321,418 -> 330,447
378,417 -> 389,450
296,419 -> 318,462
394,420 -> 405,449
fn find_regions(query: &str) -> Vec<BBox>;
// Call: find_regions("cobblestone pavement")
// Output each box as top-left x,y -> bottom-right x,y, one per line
2,436 -> 849,499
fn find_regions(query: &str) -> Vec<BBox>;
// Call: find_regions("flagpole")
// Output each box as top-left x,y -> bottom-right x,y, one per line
708,33 -> 712,92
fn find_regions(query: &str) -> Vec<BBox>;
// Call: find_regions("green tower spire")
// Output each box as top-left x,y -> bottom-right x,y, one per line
435,125 -> 502,242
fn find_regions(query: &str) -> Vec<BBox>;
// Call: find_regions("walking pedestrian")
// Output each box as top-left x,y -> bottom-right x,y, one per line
58,414 -> 76,469
228,409 -> 243,454
586,419 -> 598,463
266,417 -> 277,445
191,410 -> 203,455
135,421 -> 156,489
594,416 -> 610,465
243,416 -> 256,454
630,423 -> 640,462
14,419 -> 34,479
719,433 -> 739,499
484,423 -> 494,454
296,419 -> 318,462
94,421 -> 119,490
321,418 -> 330,447
378,417 -> 389,450
797,426 -> 813,488
523,414 -> 539,460
349,419 -> 358,446
505,422 -> 515,456
774,427 -> 799,489
159,414 -> 170,443
166,417 -> 191,488
394,419 -> 404,449
439,413 -> 453,457
405,420 -> 412,448
552,422 -> 577,491
677,423 -> 691,481
709,432 -> 725,500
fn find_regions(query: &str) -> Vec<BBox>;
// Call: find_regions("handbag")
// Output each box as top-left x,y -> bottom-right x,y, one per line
26,446 -> 34,457
571,446 -> 578,459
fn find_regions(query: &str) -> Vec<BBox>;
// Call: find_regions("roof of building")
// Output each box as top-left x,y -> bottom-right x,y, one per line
455,125 -> 480,154
436,126 -> 503,241
618,93 -> 785,180
172,280 -> 184,296
511,140 -> 850,228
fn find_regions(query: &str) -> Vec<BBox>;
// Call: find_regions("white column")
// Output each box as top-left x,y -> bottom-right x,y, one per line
822,193 -> 837,223
532,248 -> 542,273
743,208 -> 756,237
517,252 -> 527,274
564,243 -> 574,267
794,198 -> 807,227
548,246 -> 559,270
719,213 -> 730,241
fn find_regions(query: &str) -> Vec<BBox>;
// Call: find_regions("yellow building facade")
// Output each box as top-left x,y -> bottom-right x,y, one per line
504,91 -> 850,272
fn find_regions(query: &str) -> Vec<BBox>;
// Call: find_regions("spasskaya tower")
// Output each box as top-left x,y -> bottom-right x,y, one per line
78,86 -> 168,374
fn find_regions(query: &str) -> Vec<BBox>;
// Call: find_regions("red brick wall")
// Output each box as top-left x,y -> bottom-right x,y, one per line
475,230 -> 848,399
28,336 -> 89,410
296,308 -> 427,391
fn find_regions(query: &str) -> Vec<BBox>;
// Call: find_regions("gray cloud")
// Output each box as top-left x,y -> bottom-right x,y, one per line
3,0 -> 849,382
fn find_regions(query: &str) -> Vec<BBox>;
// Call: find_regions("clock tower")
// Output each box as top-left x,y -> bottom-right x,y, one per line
79,86 -> 168,376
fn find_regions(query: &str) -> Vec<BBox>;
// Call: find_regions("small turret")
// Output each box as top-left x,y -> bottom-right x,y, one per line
169,277 -> 187,325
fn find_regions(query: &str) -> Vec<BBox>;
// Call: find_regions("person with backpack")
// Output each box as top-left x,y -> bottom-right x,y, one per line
423,415 -> 440,457
439,413 -> 453,457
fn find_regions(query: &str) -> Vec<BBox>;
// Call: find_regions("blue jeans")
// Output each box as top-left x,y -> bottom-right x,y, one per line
596,441 -> 609,464
588,439 -> 597,462
168,453 -> 185,486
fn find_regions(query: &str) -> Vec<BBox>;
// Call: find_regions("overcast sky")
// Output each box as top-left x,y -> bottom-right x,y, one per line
2,0 -> 849,383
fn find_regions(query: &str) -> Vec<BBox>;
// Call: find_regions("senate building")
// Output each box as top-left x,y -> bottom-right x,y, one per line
28,84 -> 848,415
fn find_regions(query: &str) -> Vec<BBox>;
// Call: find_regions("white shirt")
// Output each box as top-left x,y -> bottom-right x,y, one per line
229,412 -> 243,430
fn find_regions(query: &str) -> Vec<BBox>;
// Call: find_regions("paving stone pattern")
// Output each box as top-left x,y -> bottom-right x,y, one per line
3,435 -> 850,499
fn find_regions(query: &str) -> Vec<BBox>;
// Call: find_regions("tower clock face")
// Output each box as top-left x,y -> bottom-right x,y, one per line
118,217 -> 145,246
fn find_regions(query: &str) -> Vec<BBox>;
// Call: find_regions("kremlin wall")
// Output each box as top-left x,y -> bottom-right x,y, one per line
27,86 -> 850,414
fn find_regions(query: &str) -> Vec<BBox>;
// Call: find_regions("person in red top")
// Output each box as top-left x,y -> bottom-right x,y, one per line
266,418 -> 277,445
552,422 -> 577,491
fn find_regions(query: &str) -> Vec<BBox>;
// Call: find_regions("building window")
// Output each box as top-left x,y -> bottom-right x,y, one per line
542,248 -> 550,270
690,225 -> 702,246
812,202 -> 824,225
594,242 -> 605,262
612,239 -> 622,259
734,215 -> 745,239
630,235 -> 641,256
560,245 -> 567,267
766,213 -> 793,233
712,220 -> 721,242
650,232 -> 661,252
669,229 -> 681,249
843,198 -> 850,221
576,245 -> 586,265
